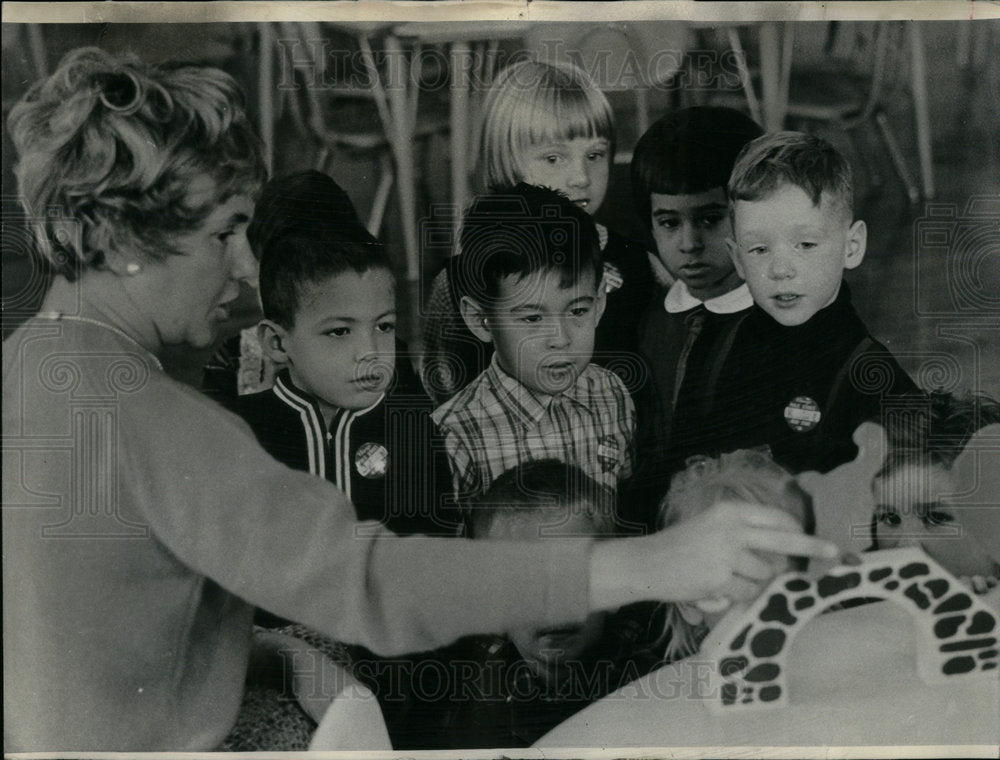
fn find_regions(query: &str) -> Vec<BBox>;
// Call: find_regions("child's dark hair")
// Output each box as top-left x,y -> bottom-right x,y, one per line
728,131 -> 854,219
251,171 -> 392,327
876,390 -> 1000,478
468,459 -> 615,539
452,183 -> 602,309
630,106 -> 763,227
870,390 -> 1000,549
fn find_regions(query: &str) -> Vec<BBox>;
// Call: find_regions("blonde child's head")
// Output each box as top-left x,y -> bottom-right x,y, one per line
726,131 -> 867,327
656,449 -> 815,662
477,58 -> 614,216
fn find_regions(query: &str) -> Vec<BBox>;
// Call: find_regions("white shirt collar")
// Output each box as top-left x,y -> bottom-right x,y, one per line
663,280 -> 754,314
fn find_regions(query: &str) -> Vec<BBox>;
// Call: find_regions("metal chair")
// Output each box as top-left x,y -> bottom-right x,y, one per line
713,22 -> 921,203
268,21 -> 449,237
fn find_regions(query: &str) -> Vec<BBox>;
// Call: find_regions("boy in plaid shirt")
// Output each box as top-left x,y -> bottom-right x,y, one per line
432,183 -> 635,511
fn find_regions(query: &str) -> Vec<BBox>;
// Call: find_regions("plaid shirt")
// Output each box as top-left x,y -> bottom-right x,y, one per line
432,356 -> 635,502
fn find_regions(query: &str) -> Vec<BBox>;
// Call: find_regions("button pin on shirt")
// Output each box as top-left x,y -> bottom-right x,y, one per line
784,395 -> 822,432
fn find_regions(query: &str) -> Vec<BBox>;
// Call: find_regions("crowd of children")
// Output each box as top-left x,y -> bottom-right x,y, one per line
6,42 -> 993,752
194,55 -> 1000,748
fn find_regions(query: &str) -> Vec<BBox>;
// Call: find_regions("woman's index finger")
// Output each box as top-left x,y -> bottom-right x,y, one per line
744,526 -> 839,560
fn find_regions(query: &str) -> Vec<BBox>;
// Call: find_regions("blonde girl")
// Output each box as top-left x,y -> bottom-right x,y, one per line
421,58 -> 660,405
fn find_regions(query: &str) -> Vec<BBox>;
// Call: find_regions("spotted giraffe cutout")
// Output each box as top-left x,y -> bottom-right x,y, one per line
701,547 -> 999,713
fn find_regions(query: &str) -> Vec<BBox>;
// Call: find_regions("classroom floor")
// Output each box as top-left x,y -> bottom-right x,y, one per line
3,20 -> 998,396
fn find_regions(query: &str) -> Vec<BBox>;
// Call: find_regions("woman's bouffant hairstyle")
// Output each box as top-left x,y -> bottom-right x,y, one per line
8,47 -> 267,279
476,58 -> 615,193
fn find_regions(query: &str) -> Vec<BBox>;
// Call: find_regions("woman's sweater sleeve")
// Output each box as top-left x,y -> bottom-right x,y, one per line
122,371 -> 592,655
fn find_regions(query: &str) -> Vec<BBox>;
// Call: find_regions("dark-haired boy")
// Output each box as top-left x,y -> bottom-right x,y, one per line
627,107 -> 764,511
432,183 -> 635,506
425,460 -> 662,749
229,170 -> 453,536
697,131 -> 918,474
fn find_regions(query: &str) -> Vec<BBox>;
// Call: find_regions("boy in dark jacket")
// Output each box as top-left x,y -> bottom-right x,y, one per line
228,171 -> 454,536
681,131 -> 918,475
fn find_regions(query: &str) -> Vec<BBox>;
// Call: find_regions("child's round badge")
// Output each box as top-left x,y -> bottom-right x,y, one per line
784,395 -> 822,432
355,442 -> 388,478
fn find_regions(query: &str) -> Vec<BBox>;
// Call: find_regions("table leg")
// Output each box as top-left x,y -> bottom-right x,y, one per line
758,21 -> 783,132
384,35 -> 420,286
909,23 -> 935,199
257,22 -> 275,173
450,41 -> 472,240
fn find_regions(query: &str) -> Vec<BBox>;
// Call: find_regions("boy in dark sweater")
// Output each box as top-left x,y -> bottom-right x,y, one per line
227,171 -> 457,744
228,171 -> 454,536
685,131 -> 918,474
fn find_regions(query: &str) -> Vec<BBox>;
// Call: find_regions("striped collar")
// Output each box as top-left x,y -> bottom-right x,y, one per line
270,370 -> 384,484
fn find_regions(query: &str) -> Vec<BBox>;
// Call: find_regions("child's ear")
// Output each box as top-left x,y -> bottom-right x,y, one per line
727,237 -> 746,279
593,276 -> 608,324
460,296 -> 493,343
844,220 -> 867,270
258,320 -> 291,364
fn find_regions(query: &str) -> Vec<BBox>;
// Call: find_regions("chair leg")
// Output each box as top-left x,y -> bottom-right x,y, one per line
847,126 -> 883,194
367,152 -> 394,237
875,110 -> 920,204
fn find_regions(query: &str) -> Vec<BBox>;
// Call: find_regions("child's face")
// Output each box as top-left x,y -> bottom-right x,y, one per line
517,137 -> 610,216
489,506 -> 608,675
874,463 -> 1000,580
278,269 -> 396,413
650,187 -> 742,300
480,267 -> 604,395
729,183 -> 866,326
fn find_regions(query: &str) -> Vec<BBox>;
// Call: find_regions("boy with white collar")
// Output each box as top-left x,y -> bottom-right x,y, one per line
629,108 -> 764,498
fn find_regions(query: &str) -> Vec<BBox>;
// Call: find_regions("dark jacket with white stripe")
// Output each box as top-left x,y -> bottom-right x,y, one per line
228,369 -> 457,537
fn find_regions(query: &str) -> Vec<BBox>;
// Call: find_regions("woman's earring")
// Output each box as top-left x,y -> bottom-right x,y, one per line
125,262 -> 141,275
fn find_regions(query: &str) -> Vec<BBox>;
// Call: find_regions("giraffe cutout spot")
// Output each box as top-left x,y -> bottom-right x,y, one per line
904,583 -> 931,609
935,593 -> 973,614
760,594 -> 797,625
934,615 -> 966,639
968,612 -> 997,636
924,579 -> 950,599
701,547 -> 1000,714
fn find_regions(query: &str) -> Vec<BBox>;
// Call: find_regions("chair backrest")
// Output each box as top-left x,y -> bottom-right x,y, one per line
831,21 -> 907,126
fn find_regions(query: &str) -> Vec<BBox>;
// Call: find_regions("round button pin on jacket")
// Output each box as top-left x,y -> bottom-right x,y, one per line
784,395 -> 822,432
355,442 -> 388,478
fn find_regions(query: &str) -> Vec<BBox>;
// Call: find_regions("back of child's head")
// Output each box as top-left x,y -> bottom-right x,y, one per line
630,106 -> 763,227
453,182 -> 602,308
656,449 -> 814,663
478,58 -> 615,191
468,458 -> 615,540
876,391 -> 1000,478
729,131 -> 854,220
661,449 -> 815,541
252,171 -> 392,328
